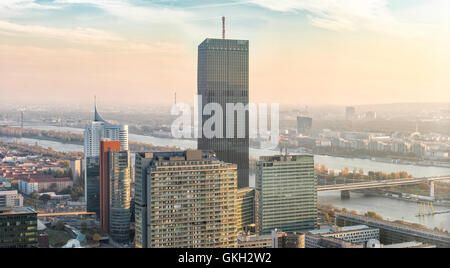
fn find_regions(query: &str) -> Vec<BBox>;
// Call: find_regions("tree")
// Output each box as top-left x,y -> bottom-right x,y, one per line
31,191 -> 40,199
39,194 -> 52,204
93,233 -> 101,242
324,213 -> 330,222
55,221 -> 66,231
80,222 -> 88,233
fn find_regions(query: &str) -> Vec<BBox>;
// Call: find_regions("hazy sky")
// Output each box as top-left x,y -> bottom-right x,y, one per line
0,0 -> 449,106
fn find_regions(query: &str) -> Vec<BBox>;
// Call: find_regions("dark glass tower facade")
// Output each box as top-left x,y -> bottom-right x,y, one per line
198,38 -> 249,188
86,156 -> 100,218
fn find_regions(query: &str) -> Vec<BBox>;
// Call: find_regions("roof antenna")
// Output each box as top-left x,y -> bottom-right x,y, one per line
222,16 -> 226,39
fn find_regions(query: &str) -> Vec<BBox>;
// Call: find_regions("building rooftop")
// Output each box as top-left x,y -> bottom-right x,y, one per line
308,225 -> 370,235
19,175 -> 72,183
142,150 -> 219,162
0,206 -> 36,215
259,154 -> 314,163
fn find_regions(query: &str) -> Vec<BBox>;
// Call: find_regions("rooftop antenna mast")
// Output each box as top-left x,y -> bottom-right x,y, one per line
222,16 -> 226,39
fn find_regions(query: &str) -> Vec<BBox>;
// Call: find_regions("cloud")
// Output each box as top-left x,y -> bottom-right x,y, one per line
243,0 -> 416,35
0,19 -> 188,57
0,0 -> 59,9
0,20 -> 124,44
52,0 -> 191,23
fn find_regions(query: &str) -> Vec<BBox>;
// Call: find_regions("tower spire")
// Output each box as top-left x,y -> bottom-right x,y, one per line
94,95 -> 105,122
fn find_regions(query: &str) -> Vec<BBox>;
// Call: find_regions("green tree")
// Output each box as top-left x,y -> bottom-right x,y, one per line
39,194 -> 52,204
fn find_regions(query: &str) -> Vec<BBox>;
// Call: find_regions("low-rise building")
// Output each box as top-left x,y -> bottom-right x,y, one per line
0,188 -> 23,208
0,207 -> 38,248
18,176 -> 73,195
306,225 -> 380,248
237,233 -> 272,248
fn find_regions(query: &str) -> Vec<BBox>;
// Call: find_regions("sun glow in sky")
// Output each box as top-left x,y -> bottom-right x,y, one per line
0,0 -> 449,105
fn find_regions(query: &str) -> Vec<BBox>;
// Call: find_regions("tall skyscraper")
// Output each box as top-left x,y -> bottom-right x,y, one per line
134,152 -> 154,248
84,98 -> 128,208
197,37 -> 249,188
99,140 -> 131,243
108,150 -> 131,243
256,155 -> 317,235
86,157 -> 100,218
99,140 -> 121,234
135,150 -> 238,248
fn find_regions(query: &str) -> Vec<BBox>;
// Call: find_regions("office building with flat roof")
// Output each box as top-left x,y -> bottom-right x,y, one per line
197,38 -> 249,188
256,155 -> 317,235
0,207 -> 38,248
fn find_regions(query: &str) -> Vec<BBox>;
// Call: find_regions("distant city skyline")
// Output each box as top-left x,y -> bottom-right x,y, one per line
1,0 -> 449,105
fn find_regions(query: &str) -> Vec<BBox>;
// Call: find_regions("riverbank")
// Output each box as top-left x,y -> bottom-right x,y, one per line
3,123 -> 450,169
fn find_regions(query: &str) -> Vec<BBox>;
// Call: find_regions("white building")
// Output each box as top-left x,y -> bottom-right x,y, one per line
83,100 -> 129,201
18,180 -> 38,195
0,188 -> 23,208
84,103 -> 129,158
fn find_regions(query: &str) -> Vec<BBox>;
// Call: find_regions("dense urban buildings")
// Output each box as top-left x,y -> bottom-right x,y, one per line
197,38 -> 250,188
136,150 -> 238,248
0,207 -> 38,248
256,155 -> 317,234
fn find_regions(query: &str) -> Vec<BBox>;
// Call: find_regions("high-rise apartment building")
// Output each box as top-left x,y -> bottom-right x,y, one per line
197,38 -> 249,188
135,150 -> 238,248
0,207 -> 38,248
256,155 -> 317,235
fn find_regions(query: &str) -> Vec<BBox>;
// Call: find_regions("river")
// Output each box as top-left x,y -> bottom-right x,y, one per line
1,124 -> 450,231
